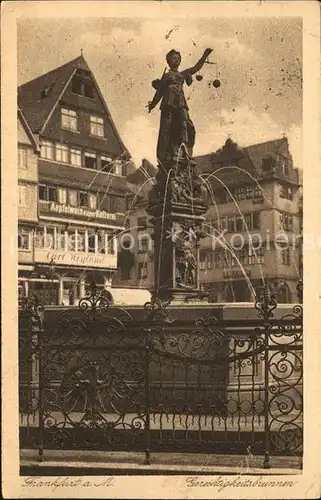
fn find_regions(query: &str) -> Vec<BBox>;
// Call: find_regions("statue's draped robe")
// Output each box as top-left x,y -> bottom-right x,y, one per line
155,70 -> 195,165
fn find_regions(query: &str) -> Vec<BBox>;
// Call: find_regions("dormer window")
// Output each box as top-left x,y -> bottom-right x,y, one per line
61,108 -> 78,131
281,160 -> 289,176
90,115 -> 104,137
72,75 -> 94,98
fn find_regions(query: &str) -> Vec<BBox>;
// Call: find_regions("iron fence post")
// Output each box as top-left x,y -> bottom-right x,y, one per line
37,328 -> 44,462
144,328 -> 151,465
263,327 -> 270,469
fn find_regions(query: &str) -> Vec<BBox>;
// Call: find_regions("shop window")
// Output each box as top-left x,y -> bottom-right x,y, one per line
88,233 -> 96,253
18,147 -> 28,169
34,228 -> 44,248
61,108 -> 78,131
84,152 -> 97,169
97,232 -> 106,254
77,232 -> 86,252
67,231 -> 76,251
18,228 -> 30,250
90,116 -> 104,137
56,143 -> 69,163
70,148 -> 82,167
40,141 -> 54,160
56,229 -> 65,250
45,228 -> 55,249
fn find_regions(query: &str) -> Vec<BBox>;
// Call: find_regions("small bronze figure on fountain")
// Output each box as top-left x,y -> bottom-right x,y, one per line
147,48 -> 213,167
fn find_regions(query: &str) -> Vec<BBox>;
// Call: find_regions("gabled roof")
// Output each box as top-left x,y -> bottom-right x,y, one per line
18,54 -> 130,157
18,56 -> 89,133
18,107 -> 40,151
127,159 -> 157,186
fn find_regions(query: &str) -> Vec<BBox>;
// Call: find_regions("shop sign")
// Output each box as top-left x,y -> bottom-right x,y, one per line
35,249 -> 117,269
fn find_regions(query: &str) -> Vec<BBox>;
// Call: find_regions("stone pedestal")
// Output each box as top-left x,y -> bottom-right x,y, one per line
147,153 -> 209,303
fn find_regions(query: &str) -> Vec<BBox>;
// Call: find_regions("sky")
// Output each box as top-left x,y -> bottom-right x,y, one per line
17,17 -> 302,168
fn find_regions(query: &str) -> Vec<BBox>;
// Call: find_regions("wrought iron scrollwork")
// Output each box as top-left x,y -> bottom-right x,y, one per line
255,280 -> 277,320
79,280 -> 110,318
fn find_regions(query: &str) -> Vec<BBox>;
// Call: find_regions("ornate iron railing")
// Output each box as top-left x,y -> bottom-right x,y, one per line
19,281 -> 303,469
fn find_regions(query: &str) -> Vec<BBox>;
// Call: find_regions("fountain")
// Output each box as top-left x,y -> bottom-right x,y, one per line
146,48 -> 213,303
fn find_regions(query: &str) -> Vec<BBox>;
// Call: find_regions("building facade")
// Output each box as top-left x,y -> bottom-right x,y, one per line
119,138 -> 302,303
18,55 -> 135,305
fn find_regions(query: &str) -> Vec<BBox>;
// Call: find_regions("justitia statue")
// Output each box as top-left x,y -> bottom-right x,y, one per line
147,48 -> 213,166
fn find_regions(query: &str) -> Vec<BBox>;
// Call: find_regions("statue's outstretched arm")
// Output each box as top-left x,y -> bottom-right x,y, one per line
182,48 -> 213,76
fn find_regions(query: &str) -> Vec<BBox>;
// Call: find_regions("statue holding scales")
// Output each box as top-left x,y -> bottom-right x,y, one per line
147,48 -> 213,167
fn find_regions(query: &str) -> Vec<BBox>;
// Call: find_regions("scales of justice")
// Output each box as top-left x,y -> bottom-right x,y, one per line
146,47 -> 220,303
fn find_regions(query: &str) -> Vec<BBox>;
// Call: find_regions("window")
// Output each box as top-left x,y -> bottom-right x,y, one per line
56,229 -> 65,250
40,141 -> 54,160
77,231 -> 85,252
61,108 -> 78,131
18,185 -> 28,206
246,186 -> 254,199
206,252 -> 213,270
216,190 -> 227,204
107,231 -> 114,254
97,232 -> 106,254
235,186 -> 246,201
84,152 -> 96,169
56,143 -> 69,163
45,228 -> 55,249
249,246 -> 265,265
101,155 -> 113,172
239,247 -> 248,265
72,76 -> 94,98
252,212 -> 260,230
114,160 -> 123,176
88,193 -> 97,210
79,191 -> 88,208
68,189 -> 78,207
214,250 -> 221,268
253,186 -> 263,199
227,216 -> 235,233
18,228 -> 29,250
57,188 -> 67,205
244,213 -> 252,230
98,192 -> 110,211
280,185 -> 293,200
138,262 -> 148,279
139,237 -> 149,253
90,116 -> 104,137
280,213 -> 293,232
219,217 -> 227,232
67,231 -> 76,251
281,246 -> 290,266
18,147 -> 28,169
235,216 -> 243,232
88,233 -> 96,253
199,251 -> 206,270
48,187 -> 57,202
35,228 -> 45,248
137,217 -> 147,231
281,161 -> 289,176
70,148 -> 82,167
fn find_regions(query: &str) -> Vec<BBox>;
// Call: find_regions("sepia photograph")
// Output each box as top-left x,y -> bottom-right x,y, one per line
2,1 -> 321,498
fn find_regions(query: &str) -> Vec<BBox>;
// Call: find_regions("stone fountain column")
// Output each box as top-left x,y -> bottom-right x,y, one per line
146,148 -> 209,303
